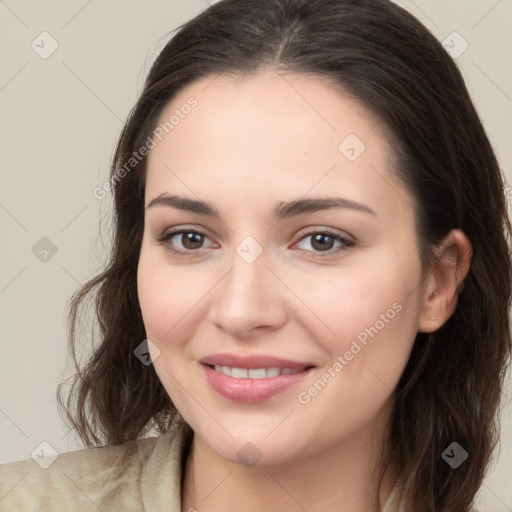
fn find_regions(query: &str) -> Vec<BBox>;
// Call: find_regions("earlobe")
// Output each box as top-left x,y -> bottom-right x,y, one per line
418,229 -> 472,333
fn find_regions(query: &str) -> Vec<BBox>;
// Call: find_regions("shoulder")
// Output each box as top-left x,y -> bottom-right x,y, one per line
0,429 -> 185,511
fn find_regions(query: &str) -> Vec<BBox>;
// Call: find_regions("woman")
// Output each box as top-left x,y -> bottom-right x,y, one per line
1,0 -> 510,510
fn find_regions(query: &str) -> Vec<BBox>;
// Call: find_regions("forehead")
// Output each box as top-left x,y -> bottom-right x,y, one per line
150,70 -> 386,161
145,71 -> 411,221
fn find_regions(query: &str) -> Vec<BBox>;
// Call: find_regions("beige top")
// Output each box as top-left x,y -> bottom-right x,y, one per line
0,428 -> 479,511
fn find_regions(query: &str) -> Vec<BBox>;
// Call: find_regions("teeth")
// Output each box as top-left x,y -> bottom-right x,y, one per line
248,368 -> 266,378
213,365 -> 303,378
232,367 -> 248,378
266,367 -> 280,378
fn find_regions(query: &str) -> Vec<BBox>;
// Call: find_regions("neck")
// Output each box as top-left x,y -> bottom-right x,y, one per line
181,402 -> 399,512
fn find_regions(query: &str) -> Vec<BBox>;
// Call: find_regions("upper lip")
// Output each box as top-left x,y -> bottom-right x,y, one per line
200,353 -> 314,370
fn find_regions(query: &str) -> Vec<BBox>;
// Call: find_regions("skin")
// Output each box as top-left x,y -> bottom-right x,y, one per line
137,70 -> 472,512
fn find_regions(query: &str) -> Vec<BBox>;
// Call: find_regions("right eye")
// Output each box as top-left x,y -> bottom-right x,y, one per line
155,228 -> 217,256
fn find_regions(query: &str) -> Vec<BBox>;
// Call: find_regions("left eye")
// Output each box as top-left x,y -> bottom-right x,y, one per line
294,231 -> 354,257
156,229 -> 354,258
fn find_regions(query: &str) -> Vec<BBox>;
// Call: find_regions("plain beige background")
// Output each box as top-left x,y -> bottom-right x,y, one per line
1,0 -> 511,509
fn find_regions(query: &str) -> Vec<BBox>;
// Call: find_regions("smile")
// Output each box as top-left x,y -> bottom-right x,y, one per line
201,363 -> 314,403
212,365 -> 304,378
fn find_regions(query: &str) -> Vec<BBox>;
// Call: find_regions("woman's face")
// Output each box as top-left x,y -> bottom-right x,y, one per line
137,70 -> 425,466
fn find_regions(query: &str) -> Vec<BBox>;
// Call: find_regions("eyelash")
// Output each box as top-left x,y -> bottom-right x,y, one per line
155,227 -> 355,259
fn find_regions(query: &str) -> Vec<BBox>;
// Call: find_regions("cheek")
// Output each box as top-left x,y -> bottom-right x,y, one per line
290,254 -> 422,408
136,251 -> 203,409
293,254 -> 421,421
137,249 -> 201,344
136,247 -> 222,390
292,259 -> 419,347
137,263 -> 174,341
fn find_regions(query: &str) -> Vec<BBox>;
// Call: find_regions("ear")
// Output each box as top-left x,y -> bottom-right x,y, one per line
418,229 -> 472,333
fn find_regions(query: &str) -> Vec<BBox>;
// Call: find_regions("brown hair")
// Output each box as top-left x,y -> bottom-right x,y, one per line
57,0 -> 512,510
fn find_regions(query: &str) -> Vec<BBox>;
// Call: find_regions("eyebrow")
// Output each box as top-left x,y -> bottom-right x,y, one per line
146,194 -> 377,220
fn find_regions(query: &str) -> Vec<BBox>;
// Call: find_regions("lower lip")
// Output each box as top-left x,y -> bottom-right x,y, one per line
201,364 -> 313,403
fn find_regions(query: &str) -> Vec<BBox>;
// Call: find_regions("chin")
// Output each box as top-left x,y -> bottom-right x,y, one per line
196,427 -> 308,468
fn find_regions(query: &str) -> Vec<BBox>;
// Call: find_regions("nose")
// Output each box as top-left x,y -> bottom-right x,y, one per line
208,248 -> 288,340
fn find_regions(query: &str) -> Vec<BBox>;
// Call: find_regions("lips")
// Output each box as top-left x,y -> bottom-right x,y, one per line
200,353 -> 312,370
199,353 -> 315,403
213,365 -> 303,378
